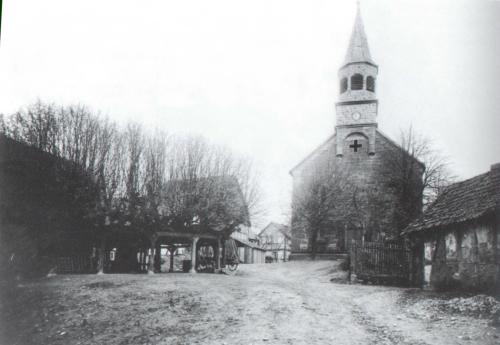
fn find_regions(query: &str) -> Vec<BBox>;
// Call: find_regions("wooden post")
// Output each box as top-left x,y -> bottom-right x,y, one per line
148,236 -> 157,274
214,238 -> 221,271
155,242 -> 161,272
169,246 -> 176,273
221,238 -> 226,268
189,237 -> 199,273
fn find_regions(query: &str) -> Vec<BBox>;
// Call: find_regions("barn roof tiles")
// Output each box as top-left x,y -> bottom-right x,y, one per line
403,163 -> 500,235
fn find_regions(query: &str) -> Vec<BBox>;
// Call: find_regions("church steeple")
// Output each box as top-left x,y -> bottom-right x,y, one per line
335,3 -> 379,157
343,3 -> 375,67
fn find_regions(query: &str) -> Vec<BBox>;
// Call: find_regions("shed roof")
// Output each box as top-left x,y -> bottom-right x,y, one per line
161,175 -> 251,233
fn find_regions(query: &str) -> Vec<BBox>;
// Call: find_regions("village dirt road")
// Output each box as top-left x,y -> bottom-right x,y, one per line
1,261 -> 498,345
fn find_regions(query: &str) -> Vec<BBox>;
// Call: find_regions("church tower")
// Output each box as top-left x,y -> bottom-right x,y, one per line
289,3 -> 424,256
335,4 -> 378,157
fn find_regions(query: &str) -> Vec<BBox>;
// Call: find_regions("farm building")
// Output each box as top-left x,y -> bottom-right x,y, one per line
403,163 -> 500,292
258,222 -> 291,262
0,134 -> 99,276
231,226 -> 266,264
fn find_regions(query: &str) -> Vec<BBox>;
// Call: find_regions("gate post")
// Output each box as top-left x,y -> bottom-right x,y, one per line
412,239 -> 425,288
96,234 -> 106,275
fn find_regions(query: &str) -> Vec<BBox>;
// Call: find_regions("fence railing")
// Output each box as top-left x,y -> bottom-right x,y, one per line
56,256 -> 94,274
349,241 -> 411,284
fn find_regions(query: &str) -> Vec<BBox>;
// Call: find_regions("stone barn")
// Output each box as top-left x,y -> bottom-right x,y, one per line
290,6 -> 423,255
403,163 -> 500,292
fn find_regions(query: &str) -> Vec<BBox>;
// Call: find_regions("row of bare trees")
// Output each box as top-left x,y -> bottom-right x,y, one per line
0,101 -> 262,241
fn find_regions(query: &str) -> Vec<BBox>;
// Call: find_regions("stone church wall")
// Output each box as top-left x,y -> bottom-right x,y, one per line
291,131 -> 422,253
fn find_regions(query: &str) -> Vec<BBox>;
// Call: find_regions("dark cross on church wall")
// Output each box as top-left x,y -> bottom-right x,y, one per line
349,140 -> 362,152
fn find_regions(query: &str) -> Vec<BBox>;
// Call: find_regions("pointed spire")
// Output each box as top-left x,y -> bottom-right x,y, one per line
343,2 -> 375,66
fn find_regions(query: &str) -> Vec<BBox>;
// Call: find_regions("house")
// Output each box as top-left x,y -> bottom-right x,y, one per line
231,226 -> 266,264
290,5 -> 423,255
403,163 -> 500,292
258,222 -> 291,262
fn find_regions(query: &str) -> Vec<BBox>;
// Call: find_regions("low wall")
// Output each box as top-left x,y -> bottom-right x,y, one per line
289,252 -> 348,261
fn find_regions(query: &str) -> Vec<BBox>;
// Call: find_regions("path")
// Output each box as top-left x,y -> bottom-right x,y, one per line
0,261 -> 498,345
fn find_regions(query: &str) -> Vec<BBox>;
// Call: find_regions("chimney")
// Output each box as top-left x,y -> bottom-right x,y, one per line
491,162 -> 500,183
491,163 -> 500,213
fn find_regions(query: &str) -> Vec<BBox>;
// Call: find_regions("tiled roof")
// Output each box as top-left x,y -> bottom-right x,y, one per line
258,222 -> 291,238
231,234 -> 264,250
403,168 -> 499,235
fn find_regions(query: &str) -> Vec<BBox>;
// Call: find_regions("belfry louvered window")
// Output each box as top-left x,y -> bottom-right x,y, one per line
367,76 -> 375,92
340,77 -> 348,93
351,74 -> 363,90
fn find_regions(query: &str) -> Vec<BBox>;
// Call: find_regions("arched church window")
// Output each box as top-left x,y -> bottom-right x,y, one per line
340,77 -> 348,93
345,132 -> 368,154
349,139 -> 363,153
351,74 -> 363,90
366,76 -> 375,92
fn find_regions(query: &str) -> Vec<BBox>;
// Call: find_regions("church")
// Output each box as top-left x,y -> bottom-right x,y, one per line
289,6 -> 423,255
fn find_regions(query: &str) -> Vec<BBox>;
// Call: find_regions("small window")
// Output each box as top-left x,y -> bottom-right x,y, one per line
351,74 -> 363,90
366,76 -> 375,92
340,77 -> 348,93
445,233 -> 457,259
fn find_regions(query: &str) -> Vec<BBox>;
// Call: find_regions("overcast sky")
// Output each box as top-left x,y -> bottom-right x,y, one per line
1,0 -> 499,229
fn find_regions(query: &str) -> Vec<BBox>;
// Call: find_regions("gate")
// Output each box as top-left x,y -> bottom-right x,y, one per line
349,241 -> 411,285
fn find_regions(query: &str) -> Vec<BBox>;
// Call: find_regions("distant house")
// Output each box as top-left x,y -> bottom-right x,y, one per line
403,163 -> 500,292
231,226 -> 265,264
258,222 -> 291,263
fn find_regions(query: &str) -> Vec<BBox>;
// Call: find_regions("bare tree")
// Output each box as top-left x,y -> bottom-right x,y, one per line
2,101 -> 263,274
291,158 -> 356,258
381,126 -> 455,234
3,100 -> 59,155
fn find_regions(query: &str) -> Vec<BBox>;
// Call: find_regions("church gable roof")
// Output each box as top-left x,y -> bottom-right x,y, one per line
343,4 -> 376,67
290,129 -> 424,176
289,134 -> 336,176
403,167 -> 499,236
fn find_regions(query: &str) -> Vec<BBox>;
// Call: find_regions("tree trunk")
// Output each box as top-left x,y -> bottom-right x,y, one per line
310,227 -> 319,260
214,239 -> 221,270
148,237 -> 157,274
